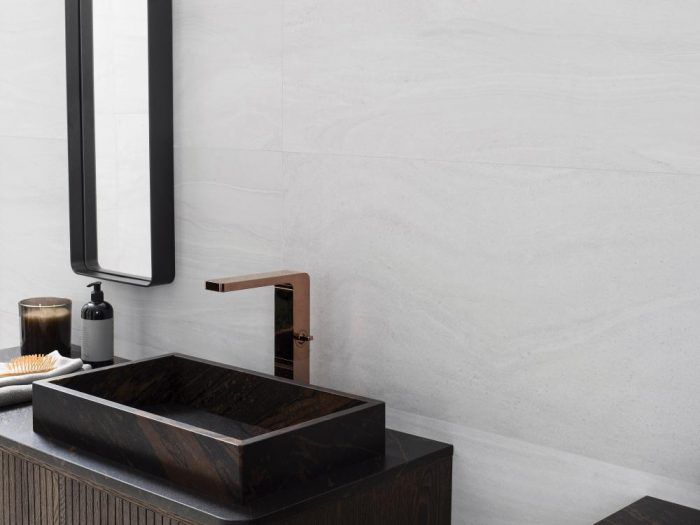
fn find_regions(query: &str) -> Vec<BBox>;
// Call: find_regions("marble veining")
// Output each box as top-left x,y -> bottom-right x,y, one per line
283,0 -> 700,174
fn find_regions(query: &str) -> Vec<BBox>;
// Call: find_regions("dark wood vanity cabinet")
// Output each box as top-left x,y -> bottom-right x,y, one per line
261,455 -> 452,525
0,447 -> 192,524
0,444 -> 451,525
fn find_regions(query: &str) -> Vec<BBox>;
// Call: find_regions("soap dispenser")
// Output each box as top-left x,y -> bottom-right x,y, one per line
81,282 -> 114,366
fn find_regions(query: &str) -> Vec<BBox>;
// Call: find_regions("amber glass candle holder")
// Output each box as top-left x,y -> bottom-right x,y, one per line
19,298 -> 72,357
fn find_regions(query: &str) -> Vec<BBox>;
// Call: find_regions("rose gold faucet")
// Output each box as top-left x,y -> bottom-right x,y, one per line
205,271 -> 313,384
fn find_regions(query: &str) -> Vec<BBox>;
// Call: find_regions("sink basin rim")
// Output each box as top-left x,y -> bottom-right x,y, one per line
35,352 -> 384,446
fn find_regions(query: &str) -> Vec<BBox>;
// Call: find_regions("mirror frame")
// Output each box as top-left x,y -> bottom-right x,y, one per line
65,0 -> 174,287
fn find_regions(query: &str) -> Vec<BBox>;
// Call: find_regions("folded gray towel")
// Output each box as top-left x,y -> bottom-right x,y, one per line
0,351 -> 91,407
0,385 -> 36,407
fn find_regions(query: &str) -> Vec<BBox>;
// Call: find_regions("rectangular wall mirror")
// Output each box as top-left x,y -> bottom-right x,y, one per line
65,0 -> 174,286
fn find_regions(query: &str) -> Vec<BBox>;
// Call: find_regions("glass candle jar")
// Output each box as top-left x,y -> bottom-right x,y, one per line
19,298 -> 72,357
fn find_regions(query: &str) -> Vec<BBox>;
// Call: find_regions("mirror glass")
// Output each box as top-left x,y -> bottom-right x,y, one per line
92,0 -> 151,277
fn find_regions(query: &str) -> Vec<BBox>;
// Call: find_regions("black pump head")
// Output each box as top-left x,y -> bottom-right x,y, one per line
87,281 -> 104,303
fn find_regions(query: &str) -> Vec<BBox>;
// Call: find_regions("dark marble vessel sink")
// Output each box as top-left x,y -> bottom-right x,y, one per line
33,354 -> 385,504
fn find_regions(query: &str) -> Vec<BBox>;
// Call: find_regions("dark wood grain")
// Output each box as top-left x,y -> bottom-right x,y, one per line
0,448 -> 193,525
596,496 -> 700,524
34,353 -> 386,504
263,455 -> 453,525
0,444 -> 450,524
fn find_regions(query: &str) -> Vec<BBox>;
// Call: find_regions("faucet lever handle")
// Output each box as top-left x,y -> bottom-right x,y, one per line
293,331 -> 314,344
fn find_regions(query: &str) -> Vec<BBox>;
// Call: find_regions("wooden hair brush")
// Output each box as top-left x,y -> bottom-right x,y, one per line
0,354 -> 57,378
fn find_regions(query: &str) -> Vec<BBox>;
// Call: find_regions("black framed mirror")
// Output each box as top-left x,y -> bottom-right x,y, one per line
65,0 -> 174,287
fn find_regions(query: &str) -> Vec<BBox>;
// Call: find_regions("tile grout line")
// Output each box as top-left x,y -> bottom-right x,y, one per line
281,148 -> 700,178
280,0 -> 286,158
3,138 -> 696,179
0,134 -> 65,143
280,0 -> 291,270
172,143 -> 700,179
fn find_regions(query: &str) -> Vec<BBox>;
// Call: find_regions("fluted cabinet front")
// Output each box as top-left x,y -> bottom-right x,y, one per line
0,447 -> 194,525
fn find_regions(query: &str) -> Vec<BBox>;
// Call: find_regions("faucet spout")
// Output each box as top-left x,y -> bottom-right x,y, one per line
205,271 -> 312,383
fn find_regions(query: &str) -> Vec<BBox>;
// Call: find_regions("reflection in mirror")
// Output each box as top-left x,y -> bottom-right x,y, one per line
92,0 -> 151,277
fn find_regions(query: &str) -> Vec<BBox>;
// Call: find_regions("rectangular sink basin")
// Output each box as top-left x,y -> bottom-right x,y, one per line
33,354 -> 385,503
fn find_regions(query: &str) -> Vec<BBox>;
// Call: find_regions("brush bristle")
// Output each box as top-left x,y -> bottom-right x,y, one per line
3,354 -> 57,376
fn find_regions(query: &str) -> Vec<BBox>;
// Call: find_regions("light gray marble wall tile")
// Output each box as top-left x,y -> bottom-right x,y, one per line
388,408 -> 700,525
0,1 -> 66,140
283,151 -> 700,485
174,0 -> 283,150
284,0 -> 700,174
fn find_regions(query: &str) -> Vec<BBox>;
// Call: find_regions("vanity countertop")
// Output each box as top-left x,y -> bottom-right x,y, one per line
0,347 -> 453,524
